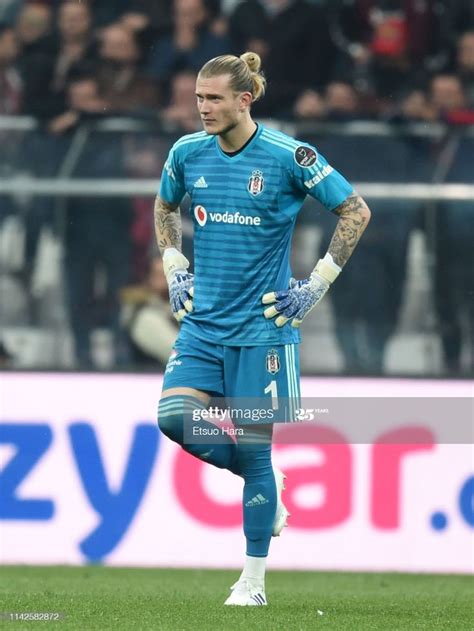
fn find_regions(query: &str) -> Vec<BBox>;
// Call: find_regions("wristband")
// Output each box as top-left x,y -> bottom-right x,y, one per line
163,247 -> 190,282
313,253 -> 341,284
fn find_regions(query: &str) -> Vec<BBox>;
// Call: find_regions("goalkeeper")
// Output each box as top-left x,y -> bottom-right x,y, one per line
155,52 -> 371,606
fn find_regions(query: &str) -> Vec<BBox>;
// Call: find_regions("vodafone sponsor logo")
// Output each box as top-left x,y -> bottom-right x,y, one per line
194,205 -> 261,227
194,205 -> 207,226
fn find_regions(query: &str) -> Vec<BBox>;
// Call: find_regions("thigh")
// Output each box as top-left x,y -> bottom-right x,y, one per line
224,344 -> 301,423
162,333 -> 225,397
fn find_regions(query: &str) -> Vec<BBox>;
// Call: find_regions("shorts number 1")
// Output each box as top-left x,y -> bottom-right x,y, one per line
264,380 -> 279,410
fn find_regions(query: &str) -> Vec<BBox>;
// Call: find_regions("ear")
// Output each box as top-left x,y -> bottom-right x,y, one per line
239,91 -> 253,111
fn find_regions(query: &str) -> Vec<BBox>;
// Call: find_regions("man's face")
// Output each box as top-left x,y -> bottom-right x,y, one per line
195,74 -> 249,135
58,2 -> 91,40
175,0 -> 207,27
100,26 -> 138,64
16,4 -> 52,45
431,76 -> 466,111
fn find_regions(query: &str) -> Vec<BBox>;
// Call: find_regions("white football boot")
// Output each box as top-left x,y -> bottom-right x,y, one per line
224,580 -> 267,606
272,466 -> 289,536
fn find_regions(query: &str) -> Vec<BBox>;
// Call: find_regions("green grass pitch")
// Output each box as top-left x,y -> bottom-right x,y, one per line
0,566 -> 472,630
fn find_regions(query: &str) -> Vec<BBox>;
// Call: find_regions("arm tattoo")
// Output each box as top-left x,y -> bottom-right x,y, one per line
154,196 -> 182,255
328,193 -> 371,268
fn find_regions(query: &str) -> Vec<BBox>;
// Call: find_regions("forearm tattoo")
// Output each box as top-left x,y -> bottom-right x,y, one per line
154,197 -> 182,255
328,194 -> 371,267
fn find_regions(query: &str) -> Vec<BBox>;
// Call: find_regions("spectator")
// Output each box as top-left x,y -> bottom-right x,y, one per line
51,0 -> 97,92
84,0 -> 132,29
0,22 -> 22,227
120,256 -> 179,368
124,139 -> 163,281
430,43 -> 474,374
43,0 -> 132,29
120,0 -> 174,52
433,197 -> 474,375
147,0 -> 229,90
43,71 -> 134,369
15,2 -> 53,49
428,73 -> 474,123
161,70 -> 201,131
230,0 -> 336,117
331,0 -> 444,114
293,89 -> 326,120
63,120 -> 133,368
327,205 -> 414,375
394,88 -> 434,122
324,81 -> 361,120
294,81 -> 361,121
96,24 -> 159,113
457,30 -> 474,106
21,0 -> 98,119
0,24 -> 22,115
48,72 -> 107,134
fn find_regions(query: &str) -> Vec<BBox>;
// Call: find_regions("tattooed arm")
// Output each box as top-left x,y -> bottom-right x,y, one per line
328,193 -> 371,268
154,196 -> 194,321
154,196 -> 182,255
263,193 -> 371,328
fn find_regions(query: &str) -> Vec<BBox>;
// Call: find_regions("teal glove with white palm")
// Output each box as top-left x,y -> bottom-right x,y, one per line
262,253 -> 341,328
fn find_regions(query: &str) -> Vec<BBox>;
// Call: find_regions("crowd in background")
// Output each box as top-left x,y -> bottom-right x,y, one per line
0,0 -> 473,376
0,0 -> 474,125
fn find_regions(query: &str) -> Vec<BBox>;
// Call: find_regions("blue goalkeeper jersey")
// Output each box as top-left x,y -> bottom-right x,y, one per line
159,123 -> 353,346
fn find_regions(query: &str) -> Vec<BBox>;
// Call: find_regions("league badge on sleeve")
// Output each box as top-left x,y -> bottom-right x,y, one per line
248,170 -> 265,196
294,146 -> 318,168
266,348 -> 281,374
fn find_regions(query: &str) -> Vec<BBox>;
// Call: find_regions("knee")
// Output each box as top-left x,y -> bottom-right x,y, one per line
157,395 -> 205,444
157,397 -> 184,443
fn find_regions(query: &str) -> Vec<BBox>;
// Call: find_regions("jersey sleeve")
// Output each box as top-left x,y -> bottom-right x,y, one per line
159,143 -> 186,204
290,143 -> 354,211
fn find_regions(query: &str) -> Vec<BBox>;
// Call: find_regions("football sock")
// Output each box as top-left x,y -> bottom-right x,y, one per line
239,554 -> 267,586
237,425 -> 276,558
158,395 -> 240,474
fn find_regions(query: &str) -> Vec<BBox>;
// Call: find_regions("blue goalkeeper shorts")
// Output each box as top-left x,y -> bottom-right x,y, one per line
162,333 -> 301,423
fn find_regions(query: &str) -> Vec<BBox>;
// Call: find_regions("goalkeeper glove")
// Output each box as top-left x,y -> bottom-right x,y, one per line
262,253 -> 341,328
162,248 -> 194,322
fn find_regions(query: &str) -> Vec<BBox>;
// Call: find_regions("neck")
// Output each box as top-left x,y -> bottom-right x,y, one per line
218,116 -> 257,152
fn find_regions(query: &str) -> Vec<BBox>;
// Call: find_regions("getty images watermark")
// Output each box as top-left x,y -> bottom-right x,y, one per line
190,404 -> 330,436
170,397 -> 474,444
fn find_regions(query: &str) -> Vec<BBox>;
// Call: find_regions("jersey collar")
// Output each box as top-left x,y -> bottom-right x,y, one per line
215,123 -> 264,162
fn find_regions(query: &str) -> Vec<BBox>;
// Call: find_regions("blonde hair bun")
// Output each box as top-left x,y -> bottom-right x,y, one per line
240,52 -> 262,73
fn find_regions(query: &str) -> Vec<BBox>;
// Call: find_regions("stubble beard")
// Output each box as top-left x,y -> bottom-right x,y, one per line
205,116 -> 239,137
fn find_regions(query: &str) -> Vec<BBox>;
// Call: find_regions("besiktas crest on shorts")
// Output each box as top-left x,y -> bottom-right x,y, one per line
266,348 -> 280,374
248,170 -> 264,196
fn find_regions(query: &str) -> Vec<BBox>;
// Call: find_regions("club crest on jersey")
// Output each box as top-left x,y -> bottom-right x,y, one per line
266,348 -> 281,374
248,170 -> 264,196
294,146 -> 318,168
194,204 -> 207,226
